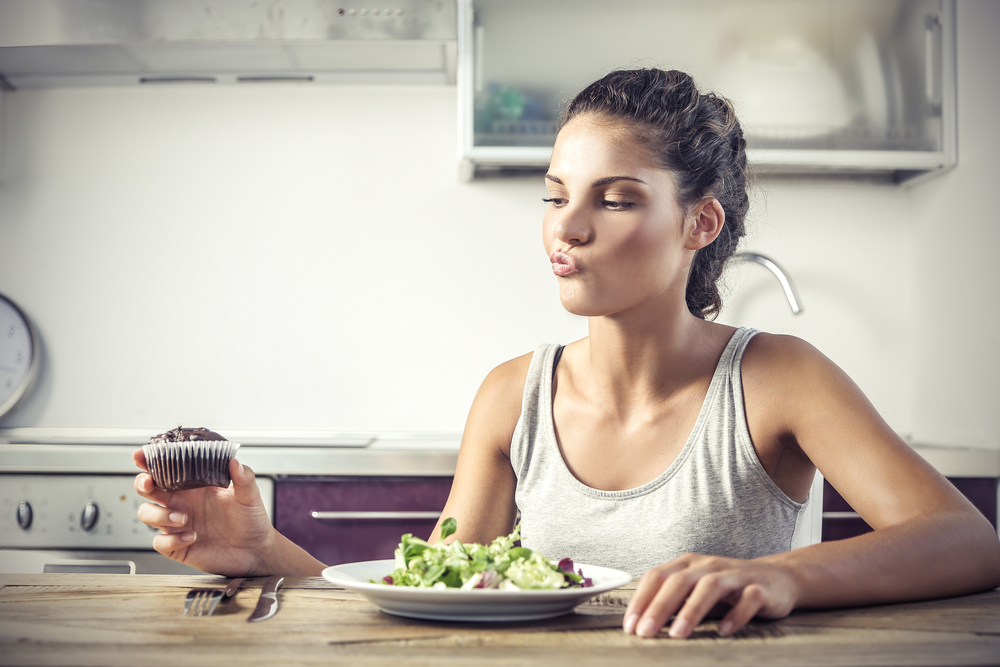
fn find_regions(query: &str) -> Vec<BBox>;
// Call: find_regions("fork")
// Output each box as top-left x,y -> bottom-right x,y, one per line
184,577 -> 245,617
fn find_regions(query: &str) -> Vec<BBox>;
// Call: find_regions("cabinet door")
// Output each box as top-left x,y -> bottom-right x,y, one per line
274,476 -> 453,565
822,478 -> 998,541
459,0 -> 955,182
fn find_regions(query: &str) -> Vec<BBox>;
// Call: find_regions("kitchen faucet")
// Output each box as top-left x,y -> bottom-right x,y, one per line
732,252 -> 804,315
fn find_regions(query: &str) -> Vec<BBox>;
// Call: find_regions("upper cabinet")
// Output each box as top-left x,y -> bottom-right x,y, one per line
0,0 -> 458,87
457,0 -> 956,184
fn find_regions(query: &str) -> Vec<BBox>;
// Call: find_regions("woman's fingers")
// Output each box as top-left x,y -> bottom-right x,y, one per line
716,584 -> 767,636
134,471 -> 153,495
229,459 -> 271,520
625,558 -> 698,637
133,471 -> 162,501
136,500 -> 188,532
133,471 -> 177,509
625,557 -> 692,620
132,447 -> 148,472
229,458 -> 260,505
624,555 -> 791,639
668,572 -> 747,638
151,530 -> 197,556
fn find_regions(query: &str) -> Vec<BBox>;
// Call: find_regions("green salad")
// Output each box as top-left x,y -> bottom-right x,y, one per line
378,518 -> 593,590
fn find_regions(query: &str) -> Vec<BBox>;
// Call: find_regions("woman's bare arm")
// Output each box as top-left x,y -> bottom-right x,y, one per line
426,352 -> 531,545
752,334 -> 1000,606
133,352 -> 531,575
134,451 -> 327,576
625,334 -> 1000,638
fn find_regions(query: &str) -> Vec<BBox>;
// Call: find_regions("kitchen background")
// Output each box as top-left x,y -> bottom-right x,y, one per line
0,0 -> 997,452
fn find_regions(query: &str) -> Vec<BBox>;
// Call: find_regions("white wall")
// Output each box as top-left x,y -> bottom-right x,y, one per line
906,0 -> 1000,450
0,84 -> 586,432
726,0 -> 1000,452
0,2 -> 997,448
722,0 -> 1000,451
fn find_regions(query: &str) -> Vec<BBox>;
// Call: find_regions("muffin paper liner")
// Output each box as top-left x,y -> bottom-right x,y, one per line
143,439 -> 241,491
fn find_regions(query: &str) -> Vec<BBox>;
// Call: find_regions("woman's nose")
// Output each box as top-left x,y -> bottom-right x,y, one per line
554,208 -> 591,245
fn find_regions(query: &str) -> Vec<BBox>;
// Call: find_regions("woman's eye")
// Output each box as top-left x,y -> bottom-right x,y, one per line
602,199 -> 635,210
542,197 -> 567,207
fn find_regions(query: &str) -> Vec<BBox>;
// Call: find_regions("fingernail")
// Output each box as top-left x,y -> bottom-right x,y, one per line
718,620 -> 734,636
623,614 -> 639,634
168,512 -> 186,524
636,618 -> 658,638
181,531 -> 196,542
669,618 -> 691,639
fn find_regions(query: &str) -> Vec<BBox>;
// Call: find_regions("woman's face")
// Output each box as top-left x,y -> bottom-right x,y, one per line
542,114 -> 695,318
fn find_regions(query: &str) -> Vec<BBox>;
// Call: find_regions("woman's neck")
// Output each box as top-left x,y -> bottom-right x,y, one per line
572,301 -> 732,409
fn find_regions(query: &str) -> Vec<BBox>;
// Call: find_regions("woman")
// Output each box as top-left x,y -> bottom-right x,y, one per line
133,68 -> 1000,639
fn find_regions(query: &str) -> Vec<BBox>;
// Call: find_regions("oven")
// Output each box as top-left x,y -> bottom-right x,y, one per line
0,433 -> 462,575
0,473 -> 274,574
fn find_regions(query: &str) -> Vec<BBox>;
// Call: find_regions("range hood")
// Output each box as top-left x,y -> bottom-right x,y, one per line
0,0 -> 457,89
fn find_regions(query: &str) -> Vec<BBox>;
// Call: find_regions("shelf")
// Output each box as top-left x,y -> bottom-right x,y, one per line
457,0 -> 957,184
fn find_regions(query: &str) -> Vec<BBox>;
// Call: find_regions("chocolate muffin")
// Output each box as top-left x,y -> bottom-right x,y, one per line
143,427 -> 241,491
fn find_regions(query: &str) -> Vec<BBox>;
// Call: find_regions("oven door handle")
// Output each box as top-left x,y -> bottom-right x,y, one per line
309,511 -> 441,520
42,558 -> 136,574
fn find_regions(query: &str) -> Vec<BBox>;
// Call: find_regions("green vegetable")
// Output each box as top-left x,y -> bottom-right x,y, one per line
439,517 -> 457,542
377,519 -> 592,590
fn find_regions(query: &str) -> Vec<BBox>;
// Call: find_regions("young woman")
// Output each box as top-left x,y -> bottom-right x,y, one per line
134,68 -> 1000,640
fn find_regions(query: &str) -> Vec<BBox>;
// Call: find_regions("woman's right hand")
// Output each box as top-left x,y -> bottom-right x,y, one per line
133,448 -> 276,577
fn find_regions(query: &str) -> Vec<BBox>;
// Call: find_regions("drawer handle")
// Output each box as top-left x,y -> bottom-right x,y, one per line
822,511 -> 863,520
310,511 -> 441,520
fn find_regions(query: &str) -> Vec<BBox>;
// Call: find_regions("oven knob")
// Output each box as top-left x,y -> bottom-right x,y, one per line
80,502 -> 99,531
16,500 -> 33,530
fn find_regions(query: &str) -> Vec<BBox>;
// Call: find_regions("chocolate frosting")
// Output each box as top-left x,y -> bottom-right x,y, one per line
148,426 -> 226,444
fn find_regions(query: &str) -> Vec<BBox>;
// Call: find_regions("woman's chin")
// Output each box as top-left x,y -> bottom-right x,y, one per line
558,296 -> 614,318
559,292 -> 675,320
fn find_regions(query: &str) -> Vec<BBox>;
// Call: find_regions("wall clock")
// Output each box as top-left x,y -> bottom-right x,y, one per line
0,293 -> 40,420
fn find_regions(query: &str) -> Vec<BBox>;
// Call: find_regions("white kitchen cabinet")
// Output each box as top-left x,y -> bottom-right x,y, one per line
457,0 -> 956,185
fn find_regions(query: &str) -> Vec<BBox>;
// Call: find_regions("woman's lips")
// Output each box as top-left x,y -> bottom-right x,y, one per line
550,251 -> 579,276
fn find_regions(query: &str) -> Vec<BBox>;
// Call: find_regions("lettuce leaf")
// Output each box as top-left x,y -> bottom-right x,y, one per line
378,519 -> 593,590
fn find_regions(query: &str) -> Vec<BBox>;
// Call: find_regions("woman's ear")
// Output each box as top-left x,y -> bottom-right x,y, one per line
685,198 -> 725,250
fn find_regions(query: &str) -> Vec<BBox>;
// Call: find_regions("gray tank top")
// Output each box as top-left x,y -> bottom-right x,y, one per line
510,327 -> 806,577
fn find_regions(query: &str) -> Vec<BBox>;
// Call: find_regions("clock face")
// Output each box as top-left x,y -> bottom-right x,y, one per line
0,294 -> 39,419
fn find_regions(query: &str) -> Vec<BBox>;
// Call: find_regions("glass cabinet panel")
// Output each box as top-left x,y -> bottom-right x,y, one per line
458,0 -> 955,182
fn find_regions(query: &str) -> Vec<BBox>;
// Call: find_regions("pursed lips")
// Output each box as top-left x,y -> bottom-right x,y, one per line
550,251 -> 580,276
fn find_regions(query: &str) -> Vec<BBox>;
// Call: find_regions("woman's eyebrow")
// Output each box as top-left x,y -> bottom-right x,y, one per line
592,176 -> 646,186
543,174 -> 646,187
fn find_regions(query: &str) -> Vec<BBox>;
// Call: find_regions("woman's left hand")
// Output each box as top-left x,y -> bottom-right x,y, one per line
623,553 -> 799,639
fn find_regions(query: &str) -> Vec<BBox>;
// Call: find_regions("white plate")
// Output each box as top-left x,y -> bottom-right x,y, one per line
322,559 -> 633,622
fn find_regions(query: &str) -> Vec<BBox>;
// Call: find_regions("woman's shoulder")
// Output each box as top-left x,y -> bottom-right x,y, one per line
462,348 -> 548,459
480,349 -> 536,396
742,331 -> 852,398
481,342 -> 569,389
745,330 -> 820,358
472,346 -> 557,418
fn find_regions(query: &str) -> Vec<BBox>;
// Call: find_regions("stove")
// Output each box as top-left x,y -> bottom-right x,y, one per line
0,473 -> 273,574
0,430 -> 460,574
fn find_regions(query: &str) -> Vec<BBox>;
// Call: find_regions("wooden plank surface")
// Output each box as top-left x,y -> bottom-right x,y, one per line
2,574 -> 999,667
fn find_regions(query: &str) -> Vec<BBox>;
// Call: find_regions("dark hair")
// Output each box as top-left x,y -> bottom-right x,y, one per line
562,68 -> 750,320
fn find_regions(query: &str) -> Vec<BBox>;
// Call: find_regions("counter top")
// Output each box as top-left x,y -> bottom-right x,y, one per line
0,441 -> 994,479
2,573 -> 999,667
0,427 -> 463,449
0,443 -> 460,477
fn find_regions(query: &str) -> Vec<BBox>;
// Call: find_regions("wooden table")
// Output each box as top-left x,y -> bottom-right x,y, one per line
1,574 -> 999,666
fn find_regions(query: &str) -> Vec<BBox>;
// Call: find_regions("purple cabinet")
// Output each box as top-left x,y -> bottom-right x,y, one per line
274,476 -> 453,566
822,478 -> 998,542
